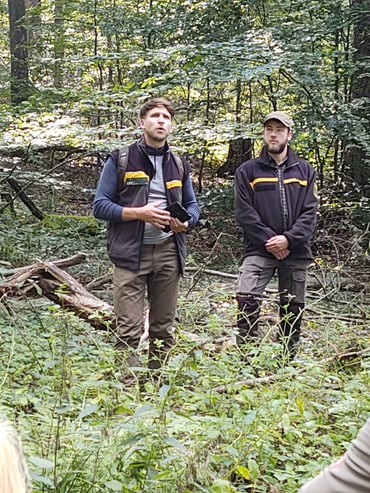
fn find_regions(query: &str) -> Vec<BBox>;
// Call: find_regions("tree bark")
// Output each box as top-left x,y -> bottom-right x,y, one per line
217,137 -> 253,177
343,0 -> 370,189
8,0 -> 30,103
0,259 -> 115,331
6,177 -> 45,220
53,0 -> 65,88
2,252 -> 88,276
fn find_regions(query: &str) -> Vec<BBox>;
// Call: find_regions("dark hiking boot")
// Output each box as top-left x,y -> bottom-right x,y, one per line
236,294 -> 261,348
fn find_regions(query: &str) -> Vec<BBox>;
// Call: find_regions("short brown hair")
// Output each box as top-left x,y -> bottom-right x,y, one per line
139,97 -> 175,120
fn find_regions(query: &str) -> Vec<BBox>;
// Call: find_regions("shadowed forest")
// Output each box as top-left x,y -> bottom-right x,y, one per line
0,0 -> 369,492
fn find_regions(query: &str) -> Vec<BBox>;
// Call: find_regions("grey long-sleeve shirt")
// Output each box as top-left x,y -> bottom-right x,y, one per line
299,417 -> 370,493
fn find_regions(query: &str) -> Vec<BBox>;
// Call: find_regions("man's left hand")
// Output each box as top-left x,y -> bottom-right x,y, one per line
265,235 -> 289,257
169,218 -> 188,233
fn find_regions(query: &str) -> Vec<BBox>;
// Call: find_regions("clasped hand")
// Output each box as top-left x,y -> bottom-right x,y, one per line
265,235 -> 290,260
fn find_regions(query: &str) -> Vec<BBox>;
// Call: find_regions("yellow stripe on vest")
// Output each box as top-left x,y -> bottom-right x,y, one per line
124,171 -> 149,183
166,180 -> 182,189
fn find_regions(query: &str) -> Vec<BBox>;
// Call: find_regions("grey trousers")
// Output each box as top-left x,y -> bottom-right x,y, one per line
237,255 -> 310,303
236,255 -> 310,350
113,237 -> 180,367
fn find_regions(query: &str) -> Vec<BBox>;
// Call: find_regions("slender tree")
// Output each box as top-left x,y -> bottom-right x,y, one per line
53,0 -> 65,88
8,0 -> 30,103
343,0 -> 370,188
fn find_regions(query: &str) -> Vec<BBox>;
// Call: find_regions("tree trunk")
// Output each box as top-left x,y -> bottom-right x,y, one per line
217,137 -> 253,177
25,0 -> 41,50
6,177 -> 45,220
8,0 -> 30,103
25,0 -> 39,7
0,258 -> 115,331
53,0 -> 65,88
343,0 -> 370,189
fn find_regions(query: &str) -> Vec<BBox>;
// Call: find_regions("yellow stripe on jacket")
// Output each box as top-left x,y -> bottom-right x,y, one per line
249,177 -> 278,189
249,177 -> 307,190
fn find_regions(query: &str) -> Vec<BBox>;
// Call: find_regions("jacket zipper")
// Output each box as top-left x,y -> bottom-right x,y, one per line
277,161 -> 299,231
277,166 -> 287,231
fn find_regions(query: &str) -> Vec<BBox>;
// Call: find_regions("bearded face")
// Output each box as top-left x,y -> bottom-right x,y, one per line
263,121 -> 292,157
266,141 -> 289,155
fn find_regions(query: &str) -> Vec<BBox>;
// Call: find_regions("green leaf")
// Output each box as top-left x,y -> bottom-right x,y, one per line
235,464 -> 250,479
105,479 -> 123,491
211,478 -> 234,492
119,433 -> 145,447
296,397 -> 305,415
30,472 -> 54,487
282,413 -> 291,431
77,403 -> 99,420
164,436 -> 187,453
134,404 -> 153,417
159,384 -> 171,398
29,456 -> 54,469
247,459 -> 260,480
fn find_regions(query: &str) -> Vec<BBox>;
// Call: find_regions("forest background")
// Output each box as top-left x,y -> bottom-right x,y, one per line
0,0 -> 369,492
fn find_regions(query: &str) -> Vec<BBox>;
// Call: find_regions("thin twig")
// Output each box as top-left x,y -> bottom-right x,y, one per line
213,347 -> 370,393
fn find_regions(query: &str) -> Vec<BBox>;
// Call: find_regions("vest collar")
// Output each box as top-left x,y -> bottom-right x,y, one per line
137,136 -> 170,156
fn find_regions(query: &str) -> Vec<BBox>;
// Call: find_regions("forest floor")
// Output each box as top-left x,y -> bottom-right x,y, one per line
0,153 -> 369,493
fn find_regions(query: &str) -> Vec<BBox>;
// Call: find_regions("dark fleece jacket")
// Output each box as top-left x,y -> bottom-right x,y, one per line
235,146 -> 318,260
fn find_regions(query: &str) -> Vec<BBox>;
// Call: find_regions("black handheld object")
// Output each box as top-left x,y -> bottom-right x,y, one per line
164,201 -> 191,232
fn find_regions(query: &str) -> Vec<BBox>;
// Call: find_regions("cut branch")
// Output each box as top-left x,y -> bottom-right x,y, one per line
6,177 -> 45,219
2,252 -> 88,277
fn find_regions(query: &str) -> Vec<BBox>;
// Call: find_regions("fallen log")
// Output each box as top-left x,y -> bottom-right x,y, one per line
0,260 -> 114,331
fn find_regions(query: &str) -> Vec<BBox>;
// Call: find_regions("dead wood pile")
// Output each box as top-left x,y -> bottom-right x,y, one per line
0,253 -> 114,330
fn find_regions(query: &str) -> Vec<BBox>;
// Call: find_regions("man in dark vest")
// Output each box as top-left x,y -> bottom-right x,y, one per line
234,111 -> 317,361
94,97 -> 200,385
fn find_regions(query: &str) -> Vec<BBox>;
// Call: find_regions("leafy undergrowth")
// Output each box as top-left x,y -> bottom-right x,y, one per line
0,288 -> 369,493
0,204 -> 369,493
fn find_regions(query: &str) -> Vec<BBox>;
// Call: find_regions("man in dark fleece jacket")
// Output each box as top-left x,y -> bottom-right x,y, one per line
234,111 -> 317,361
94,98 -> 200,385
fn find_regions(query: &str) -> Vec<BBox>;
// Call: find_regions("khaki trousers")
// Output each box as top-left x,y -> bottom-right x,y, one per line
113,237 -> 180,368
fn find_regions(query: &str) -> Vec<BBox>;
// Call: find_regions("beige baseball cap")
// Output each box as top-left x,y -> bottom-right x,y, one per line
263,111 -> 293,129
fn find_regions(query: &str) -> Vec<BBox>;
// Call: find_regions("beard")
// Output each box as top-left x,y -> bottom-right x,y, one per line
266,142 -> 287,154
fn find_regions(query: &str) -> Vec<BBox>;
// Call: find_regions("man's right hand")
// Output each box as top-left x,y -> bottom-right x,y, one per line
273,249 -> 290,260
121,201 -> 171,229
265,235 -> 290,259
